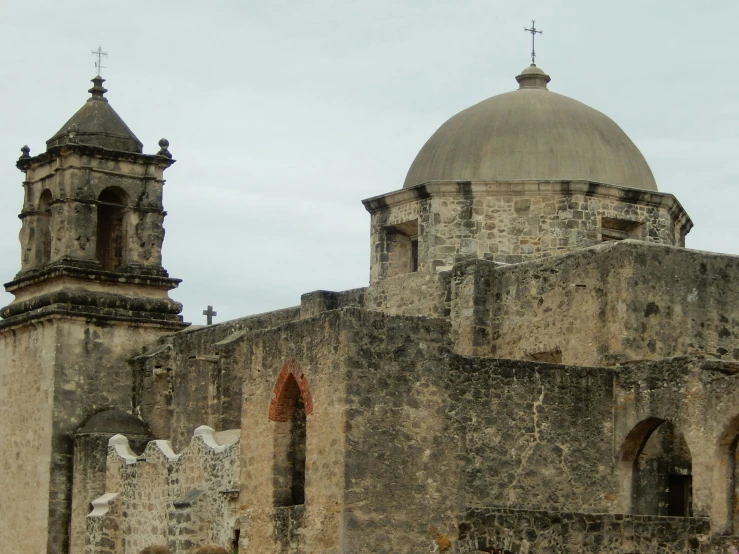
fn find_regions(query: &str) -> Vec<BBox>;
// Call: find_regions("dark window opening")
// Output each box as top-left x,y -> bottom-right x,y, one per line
601,217 -> 643,242
273,375 -> 307,507
231,528 -> 240,554
37,189 -> 53,266
382,219 -> 419,277
667,474 -> 692,517
96,188 -> 127,271
410,237 -> 419,272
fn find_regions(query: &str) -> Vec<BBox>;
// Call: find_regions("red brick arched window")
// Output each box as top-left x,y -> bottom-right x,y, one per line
268,360 -> 313,422
269,360 -> 313,506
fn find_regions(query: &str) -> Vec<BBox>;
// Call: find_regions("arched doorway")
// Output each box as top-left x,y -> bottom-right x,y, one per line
623,419 -> 693,516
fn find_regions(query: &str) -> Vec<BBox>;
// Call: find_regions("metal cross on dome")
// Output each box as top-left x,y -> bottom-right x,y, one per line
524,20 -> 543,65
91,46 -> 108,76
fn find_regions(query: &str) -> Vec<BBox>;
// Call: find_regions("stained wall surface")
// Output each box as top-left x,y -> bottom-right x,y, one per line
451,240 -> 739,365
365,181 -> 691,283
0,321 -> 56,554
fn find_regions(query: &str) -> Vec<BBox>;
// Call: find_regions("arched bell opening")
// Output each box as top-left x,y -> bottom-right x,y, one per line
96,187 -> 129,271
37,189 -> 53,266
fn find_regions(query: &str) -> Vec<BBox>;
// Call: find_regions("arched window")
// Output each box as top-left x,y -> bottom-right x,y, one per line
272,374 -> 306,506
269,362 -> 313,507
37,189 -> 52,266
96,187 -> 128,271
621,419 -> 693,517
714,413 -> 739,533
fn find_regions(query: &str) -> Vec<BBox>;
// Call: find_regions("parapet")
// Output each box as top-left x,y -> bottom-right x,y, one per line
86,425 -> 240,554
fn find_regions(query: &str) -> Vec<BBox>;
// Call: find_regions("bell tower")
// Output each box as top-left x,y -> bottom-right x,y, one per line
0,75 -> 187,554
7,75 -> 183,316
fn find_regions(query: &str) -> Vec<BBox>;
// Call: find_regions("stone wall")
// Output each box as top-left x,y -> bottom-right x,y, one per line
236,309 -> 353,554
82,309 -> 739,552
0,320 -> 56,554
133,306 -> 300,450
364,180 -> 692,284
341,309 -> 459,553
0,314 -> 179,554
456,507 -> 713,553
87,426 -> 239,554
363,270 -> 451,317
446,357 -> 618,514
614,356 -> 739,532
452,241 -> 739,365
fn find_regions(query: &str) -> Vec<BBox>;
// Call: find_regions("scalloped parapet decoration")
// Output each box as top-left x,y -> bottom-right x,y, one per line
108,434 -> 138,464
89,425 -> 241,553
89,492 -> 120,517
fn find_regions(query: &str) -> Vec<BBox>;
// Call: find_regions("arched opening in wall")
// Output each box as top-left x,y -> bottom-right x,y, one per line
621,419 -> 693,516
37,189 -> 53,266
715,413 -> 739,533
269,363 -> 313,507
272,374 -> 306,506
96,187 -> 128,271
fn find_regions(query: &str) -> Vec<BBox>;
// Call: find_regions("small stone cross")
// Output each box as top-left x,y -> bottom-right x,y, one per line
203,305 -> 217,325
524,20 -> 543,65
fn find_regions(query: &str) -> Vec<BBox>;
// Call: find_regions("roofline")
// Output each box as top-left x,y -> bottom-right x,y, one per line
362,179 -> 693,235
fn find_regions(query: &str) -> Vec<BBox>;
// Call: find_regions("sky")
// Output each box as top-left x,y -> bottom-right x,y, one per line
0,1 -> 737,325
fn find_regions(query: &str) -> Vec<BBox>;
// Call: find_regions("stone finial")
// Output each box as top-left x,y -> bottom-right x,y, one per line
88,75 -> 109,102
67,123 -> 79,144
515,64 -> 551,90
157,138 -> 172,158
19,145 -> 30,159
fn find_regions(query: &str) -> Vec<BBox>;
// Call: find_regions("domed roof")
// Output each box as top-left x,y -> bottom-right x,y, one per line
46,76 -> 143,153
404,65 -> 657,191
76,409 -> 152,437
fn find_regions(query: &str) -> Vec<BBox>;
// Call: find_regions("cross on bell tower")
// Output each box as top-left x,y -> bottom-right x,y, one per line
91,45 -> 108,76
524,20 -> 543,65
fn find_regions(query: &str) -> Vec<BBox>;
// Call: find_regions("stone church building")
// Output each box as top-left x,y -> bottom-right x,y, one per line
1,63 -> 738,553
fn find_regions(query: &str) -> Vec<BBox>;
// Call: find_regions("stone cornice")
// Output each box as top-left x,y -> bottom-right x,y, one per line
0,303 -> 187,332
362,180 -> 694,235
17,143 -> 175,172
5,261 -> 180,293
0,288 -> 183,319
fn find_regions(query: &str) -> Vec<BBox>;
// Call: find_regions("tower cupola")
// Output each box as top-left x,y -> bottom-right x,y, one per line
3,76 -> 184,327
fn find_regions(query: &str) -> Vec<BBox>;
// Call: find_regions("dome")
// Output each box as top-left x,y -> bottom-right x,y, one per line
76,409 -> 152,437
46,76 -> 143,153
403,65 -> 657,191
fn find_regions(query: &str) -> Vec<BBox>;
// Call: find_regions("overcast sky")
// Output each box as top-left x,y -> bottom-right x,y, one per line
0,1 -> 737,325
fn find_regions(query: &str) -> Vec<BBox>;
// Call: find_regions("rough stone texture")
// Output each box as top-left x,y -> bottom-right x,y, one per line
364,180 -> 691,282
456,507 -> 712,553
362,270 -> 451,317
132,306 -> 301,450
0,321 -> 56,554
15,146 -> 172,276
88,428 -> 239,554
95,307 -> 739,552
450,240 -> 739,365
7,69 -> 739,554
71,411 -> 152,553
